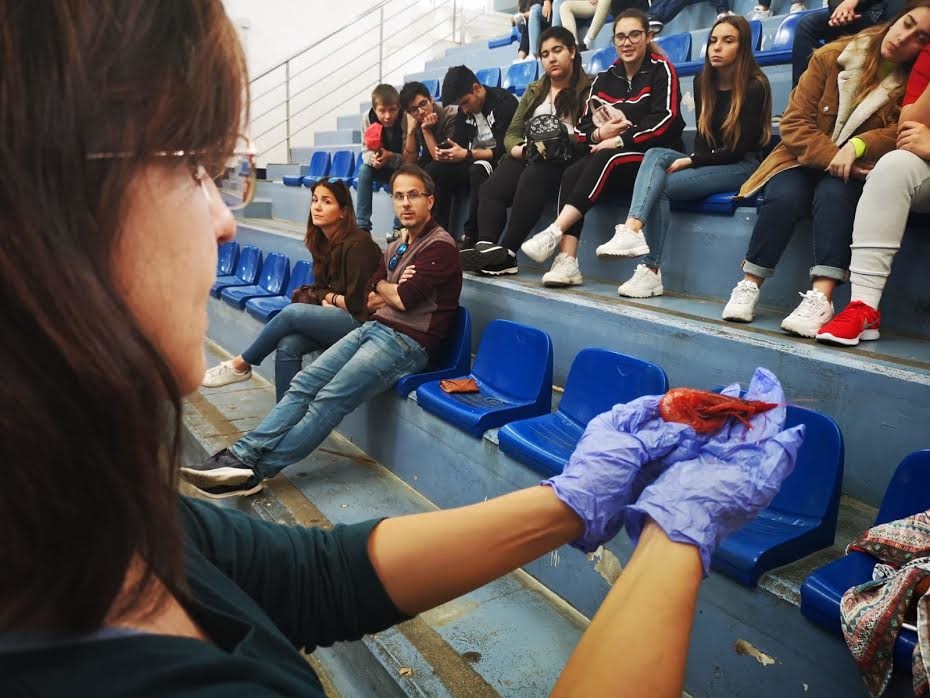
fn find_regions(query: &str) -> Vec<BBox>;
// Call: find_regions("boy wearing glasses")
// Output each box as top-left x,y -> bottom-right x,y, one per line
399,81 -> 457,169
183,165 -> 462,499
357,84 -> 406,239
427,65 -> 518,249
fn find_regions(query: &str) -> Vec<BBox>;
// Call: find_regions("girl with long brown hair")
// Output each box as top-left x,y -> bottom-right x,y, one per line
202,179 -> 381,401
596,15 -> 771,299
722,0 -> 930,337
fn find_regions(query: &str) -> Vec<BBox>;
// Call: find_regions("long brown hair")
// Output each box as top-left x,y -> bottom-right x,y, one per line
534,27 -> 585,120
696,16 -> 772,151
0,0 -> 247,633
304,180 -> 358,284
824,0 -> 930,108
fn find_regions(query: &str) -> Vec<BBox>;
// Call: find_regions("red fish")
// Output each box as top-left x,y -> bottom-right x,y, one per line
659,388 -> 778,434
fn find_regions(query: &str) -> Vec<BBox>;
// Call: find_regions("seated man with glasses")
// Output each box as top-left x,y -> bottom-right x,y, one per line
182,164 -> 462,499
399,81 -> 457,171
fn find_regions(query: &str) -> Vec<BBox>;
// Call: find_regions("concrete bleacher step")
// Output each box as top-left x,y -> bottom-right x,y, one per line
314,129 -> 361,147
336,113 -> 361,131
199,302 -> 914,696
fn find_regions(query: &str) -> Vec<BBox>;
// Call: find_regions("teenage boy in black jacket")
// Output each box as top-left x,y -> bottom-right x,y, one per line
427,65 -> 518,248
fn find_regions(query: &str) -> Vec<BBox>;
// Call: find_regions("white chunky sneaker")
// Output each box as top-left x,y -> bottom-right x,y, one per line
521,224 -> 563,263
780,289 -> 834,338
618,264 -> 664,298
596,224 -> 650,258
748,5 -> 772,19
789,1 -> 806,11
542,253 -> 583,287
722,280 -> 761,322
202,360 -> 252,388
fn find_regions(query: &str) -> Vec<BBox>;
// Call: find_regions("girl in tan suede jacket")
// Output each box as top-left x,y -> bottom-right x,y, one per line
720,0 -> 930,338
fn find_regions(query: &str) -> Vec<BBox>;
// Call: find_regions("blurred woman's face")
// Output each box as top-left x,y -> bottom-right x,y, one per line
540,38 -> 576,81
881,7 -> 930,62
310,185 -> 346,230
114,162 -> 236,394
707,21 -> 741,69
613,18 -> 650,66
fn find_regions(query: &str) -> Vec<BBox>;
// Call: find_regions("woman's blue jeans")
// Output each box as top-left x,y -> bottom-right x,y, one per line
627,148 -> 758,268
240,303 -> 360,402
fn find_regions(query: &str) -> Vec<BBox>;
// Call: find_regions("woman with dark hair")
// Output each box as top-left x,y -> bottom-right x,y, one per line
521,9 -> 685,287
202,179 -> 381,401
722,1 -> 930,337
0,2 -> 800,694
463,26 -> 592,275
598,15 -> 771,299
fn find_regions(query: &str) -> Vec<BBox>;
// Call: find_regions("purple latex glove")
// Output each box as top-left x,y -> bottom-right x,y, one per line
543,394 -> 706,553
625,368 -> 805,574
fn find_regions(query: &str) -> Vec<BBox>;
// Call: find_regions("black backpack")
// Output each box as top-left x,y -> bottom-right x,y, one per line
524,113 -> 573,163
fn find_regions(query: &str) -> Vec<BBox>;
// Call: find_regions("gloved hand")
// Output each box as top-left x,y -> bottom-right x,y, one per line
543,394 -> 705,553
625,368 -> 805,574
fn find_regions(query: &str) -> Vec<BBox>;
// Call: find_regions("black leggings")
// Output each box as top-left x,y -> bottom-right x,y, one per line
476,155 -> 575,252
559,149 -> 643,237
424,160 -> 492,236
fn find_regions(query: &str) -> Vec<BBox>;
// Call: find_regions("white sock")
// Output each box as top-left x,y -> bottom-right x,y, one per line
849,285 -> 882,310
583,33 -> 594,46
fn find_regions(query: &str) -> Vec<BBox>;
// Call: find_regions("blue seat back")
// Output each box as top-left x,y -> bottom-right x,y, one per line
771,12 -> 804,51
234,245 -> 262,283
472,320 -> 552,403
284,260 -> 314,297
308,151 -> 331,180
476,67 -> 502,88
589,47 -> 617,75
656,32 -> 692,64
217,241 -> 239,276
503,60 -> 539,95
423,78 -> 441,100
329,150 -> 355,181
559,349 -> 668,427
256,252 -> 290,294
432,306 -> 471,372
875,450 -> 930,525
768,406 -> 844,521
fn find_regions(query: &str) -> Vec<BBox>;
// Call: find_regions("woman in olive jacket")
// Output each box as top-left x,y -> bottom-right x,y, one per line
462,26 -> 592,276
722,1 -> 930,337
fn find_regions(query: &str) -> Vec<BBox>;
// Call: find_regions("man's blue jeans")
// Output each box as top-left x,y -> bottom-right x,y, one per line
231,321 -> 428,477
356,163 -> 400,231
239,303 -> 360,402
627,148 -> 758,268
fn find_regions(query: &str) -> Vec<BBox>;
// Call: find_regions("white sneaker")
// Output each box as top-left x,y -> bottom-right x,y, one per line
521,224 -> 563,263
202,361 -> 252,388
780,290 -> 834,338
542,253 -> 583,287
789,1 -> 806,11
722,280 -> 761,322
512,12 -> 526,27
618,264 -> 664,298
747,5 -> 772,19
717,10 -> 736,18
596,224 -> 650,258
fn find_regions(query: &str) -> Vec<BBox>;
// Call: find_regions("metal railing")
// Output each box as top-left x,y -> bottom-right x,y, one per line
248,0 -> 494,165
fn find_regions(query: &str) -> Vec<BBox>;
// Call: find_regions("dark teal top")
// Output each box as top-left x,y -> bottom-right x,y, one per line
0,498 -> 406,697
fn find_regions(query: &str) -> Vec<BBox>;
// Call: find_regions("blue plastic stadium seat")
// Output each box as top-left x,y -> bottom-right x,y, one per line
589,47 -> 617,75
488,26 -> 521,49
282,175 -> 304,187
423,79 -> 441,100
800,450 -> 930,670
710,405 -> 844,586
503,60 -> 539,96
220,252 -> 290,309
671,192 -> 743,215
211,245 -> 262,298
394,307 -> 472,396
476,66 -> 502,88
655,32 -> 692,65
245,260 -> 314,322
416,320 -> 553,438
329,150 -> 356,182
301,151 -> 332,188
498,349 -> 669,478
217,240 -> 239,275
351,152 -> 365,189
756,10 -> 817,66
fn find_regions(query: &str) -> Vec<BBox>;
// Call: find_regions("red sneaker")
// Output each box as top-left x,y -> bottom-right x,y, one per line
815,301 -> 881,346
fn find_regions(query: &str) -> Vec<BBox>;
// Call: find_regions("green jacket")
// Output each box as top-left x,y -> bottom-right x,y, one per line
503,71 -> 594,153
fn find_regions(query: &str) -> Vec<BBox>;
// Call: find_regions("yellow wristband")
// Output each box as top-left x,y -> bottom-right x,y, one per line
851,137 -> 867,159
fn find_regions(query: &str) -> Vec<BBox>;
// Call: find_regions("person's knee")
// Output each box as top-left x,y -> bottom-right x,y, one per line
529,3 -> 542,20
866,149 -> 927,191
276,334 -> 307,361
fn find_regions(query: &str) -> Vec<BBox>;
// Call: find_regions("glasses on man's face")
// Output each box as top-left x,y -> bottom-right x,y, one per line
613,30 -> 646,45
388,241 -> 409,271
86,134 -> 258,211
406,98 -> 431,115
392,191 -> 428,204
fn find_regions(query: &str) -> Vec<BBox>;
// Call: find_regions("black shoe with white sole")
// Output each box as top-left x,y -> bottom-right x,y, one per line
477,249 -> 518,276
187,473 -> 265,499
460,241 -> 500,272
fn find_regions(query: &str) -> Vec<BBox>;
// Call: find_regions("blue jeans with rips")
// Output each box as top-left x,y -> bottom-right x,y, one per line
231,321 -> 428,477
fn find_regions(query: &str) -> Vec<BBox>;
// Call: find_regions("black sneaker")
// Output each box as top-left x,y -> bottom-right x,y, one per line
460,241 -> 496,271
179,448 -> 257,488
186,473 -> 264,500
386,228 -> 403,244
478,249 -> 518,276
457,234 -> 477,251
578,40 -> 588,52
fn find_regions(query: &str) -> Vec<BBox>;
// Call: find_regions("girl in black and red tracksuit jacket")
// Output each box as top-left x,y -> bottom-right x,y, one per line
521,9 -> 684,286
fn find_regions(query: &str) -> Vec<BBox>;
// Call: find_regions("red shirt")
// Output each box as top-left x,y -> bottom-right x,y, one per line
904,46 -> 930,106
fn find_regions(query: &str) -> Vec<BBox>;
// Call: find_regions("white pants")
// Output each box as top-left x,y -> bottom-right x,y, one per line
849,149 -> 930,308
559,0 -> 613,43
